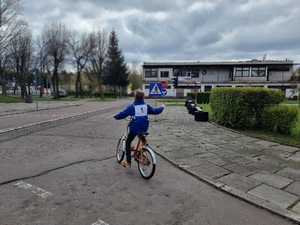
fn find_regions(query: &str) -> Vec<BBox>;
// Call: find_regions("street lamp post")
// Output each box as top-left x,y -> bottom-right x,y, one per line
34,69 -> 39,109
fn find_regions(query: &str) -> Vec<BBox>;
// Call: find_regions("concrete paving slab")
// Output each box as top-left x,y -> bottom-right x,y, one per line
220,132 -> 244,139
199,137 -> 228,145
167,129 -> 185,134
175,156 -> 206,168
194,151 -> 218,158
215,143 -> 245,152
235,156 -> 258,165
265,149 -> 294,159
285,181 -> 300,196
165,149 -> 193,160
250,160 -> 285,173
257,154 -> 287,164
277,167 -> 300,181
197,142 -> 221,150
291,202 -> 300,214
230,136 -> 259,143
179,136 -> 200,144
208,148 -> 236,156
224,154 -> 245,162
290,152 -> 300,161
252,140 -> 279,148
224,163 -> 260,176
237,146 -> 266,156
249,171 -> 293,189
169,141 -> 194,148
180,146 -> 208,155
218,173 -> 262,192
270,145 -> 300,153
248,184 -> 299,209
205,156 -> 237,166
281,160 -> 300,170
189,162 -> 230,179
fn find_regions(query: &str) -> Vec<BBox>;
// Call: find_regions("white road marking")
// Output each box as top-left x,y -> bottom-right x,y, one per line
91,219 -> 110,225
14,181 -> 53,199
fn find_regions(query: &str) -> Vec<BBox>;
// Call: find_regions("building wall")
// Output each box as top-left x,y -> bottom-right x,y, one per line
142,60 -> 295,98
269,71 -> 291,82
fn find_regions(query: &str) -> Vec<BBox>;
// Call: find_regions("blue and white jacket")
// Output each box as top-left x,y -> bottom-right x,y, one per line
114,99 -> 164,134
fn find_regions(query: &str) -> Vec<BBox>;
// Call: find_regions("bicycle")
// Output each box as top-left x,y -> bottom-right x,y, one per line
116,118 -> 156,179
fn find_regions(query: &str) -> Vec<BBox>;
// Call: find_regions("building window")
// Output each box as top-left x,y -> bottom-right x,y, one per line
174,68 -> 184,77
173,69 -> 199,78
191,70 -> 199,78
235,67 -> 250,77
251,67 -> 266,77
268,67 -> 290,72
160,71 -> 169,78
145,68 -> 158,78
204,86 -> 212,92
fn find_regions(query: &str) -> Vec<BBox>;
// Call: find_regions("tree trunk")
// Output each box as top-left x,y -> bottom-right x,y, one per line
75,71 -> 80,98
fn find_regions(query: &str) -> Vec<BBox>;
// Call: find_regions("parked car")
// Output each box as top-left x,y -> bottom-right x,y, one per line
58,90 -> 68,97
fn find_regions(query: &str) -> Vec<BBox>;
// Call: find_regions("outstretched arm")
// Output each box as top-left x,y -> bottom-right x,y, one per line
114,105 -> 133,120
147,103 -> 165,115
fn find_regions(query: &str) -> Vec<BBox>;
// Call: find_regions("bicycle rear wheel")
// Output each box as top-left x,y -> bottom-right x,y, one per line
137,146 -> 156,179
116,138 -> 125,163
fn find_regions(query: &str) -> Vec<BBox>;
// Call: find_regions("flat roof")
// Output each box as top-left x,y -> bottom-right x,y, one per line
143,59 -> 294,67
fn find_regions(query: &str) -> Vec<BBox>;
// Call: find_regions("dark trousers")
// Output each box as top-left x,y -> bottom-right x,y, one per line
126,132 -> 136,163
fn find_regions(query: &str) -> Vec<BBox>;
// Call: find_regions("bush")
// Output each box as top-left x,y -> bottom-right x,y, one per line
196,92 -> 210,104
261,105 -> 299,135
210,87 -> 284,129
94,92 -> 117,98
186,92 -> 196,100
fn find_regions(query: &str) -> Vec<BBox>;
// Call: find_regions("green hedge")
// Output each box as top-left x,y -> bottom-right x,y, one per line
94,92 -> 118,98
196,92 -> 210,104
210,87 -> 284,129
186,92 -> 210,104
261,105 -> 298,134
187,92 -> 196,100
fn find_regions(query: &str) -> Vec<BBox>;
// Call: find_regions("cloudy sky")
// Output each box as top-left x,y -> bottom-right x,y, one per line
21,0 -> 300,66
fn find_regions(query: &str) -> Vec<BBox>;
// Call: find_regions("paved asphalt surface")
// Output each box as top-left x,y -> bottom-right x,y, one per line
0,99 -> 299,224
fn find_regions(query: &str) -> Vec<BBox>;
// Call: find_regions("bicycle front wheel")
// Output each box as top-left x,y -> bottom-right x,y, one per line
116,138 -> 125,163
137,146 -> 156,179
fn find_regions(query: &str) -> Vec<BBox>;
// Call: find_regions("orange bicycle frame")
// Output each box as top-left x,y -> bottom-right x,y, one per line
131,134 -> 148,161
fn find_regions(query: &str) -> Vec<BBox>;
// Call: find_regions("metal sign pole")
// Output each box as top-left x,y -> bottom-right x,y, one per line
154,96 -> 157,121
35,70 -> 38,109
149,82 -> 162,122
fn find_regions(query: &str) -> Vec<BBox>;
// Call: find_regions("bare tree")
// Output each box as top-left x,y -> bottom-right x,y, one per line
41,21 -> 70,99
0,0 -> 23,95
9,22 -> 32,98
89,28 -> 108,99
69,31 -> 93,98
130,61 -> 142,91
35,34 -> 53,97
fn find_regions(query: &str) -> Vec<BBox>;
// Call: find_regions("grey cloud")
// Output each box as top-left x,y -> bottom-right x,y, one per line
21,0 -> 300,64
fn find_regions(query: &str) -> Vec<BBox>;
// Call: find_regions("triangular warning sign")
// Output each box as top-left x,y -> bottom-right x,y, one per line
150,83 -> 162,95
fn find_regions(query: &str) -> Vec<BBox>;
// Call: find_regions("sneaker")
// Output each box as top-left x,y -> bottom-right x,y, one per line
121,160 -> 131,168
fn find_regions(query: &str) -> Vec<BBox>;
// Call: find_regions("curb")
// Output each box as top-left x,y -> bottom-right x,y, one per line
155,150 -> 300,224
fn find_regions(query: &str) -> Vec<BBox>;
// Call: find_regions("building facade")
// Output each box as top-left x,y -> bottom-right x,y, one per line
142,59 -> 299,98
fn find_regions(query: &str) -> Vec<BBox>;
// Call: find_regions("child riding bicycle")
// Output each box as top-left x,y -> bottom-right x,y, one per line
114,89 -> 165,168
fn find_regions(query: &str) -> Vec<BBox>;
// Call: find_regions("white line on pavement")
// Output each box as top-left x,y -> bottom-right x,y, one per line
14,181 -> 53,199
91,219 -> 110,225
